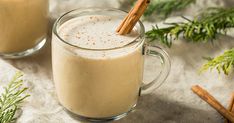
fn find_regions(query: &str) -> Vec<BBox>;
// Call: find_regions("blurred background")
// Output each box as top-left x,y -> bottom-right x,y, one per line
49,0 -> 234,20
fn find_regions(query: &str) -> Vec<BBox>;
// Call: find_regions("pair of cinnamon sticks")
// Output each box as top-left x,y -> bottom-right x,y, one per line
192,85 -> 234,123
116,0 -> 150,35
226,93 -> 234,123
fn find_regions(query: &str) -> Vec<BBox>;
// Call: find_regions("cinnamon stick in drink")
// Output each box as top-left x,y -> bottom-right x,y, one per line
191,85 -> 234,122
116,0 -> 150,35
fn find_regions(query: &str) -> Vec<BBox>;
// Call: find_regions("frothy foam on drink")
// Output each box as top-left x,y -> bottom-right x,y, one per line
58,15 -> 142,58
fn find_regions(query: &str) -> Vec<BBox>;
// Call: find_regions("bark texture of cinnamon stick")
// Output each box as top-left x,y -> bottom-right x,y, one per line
191,85 -> 234,122
116,0 -> 150,35
226,93 -> 234,123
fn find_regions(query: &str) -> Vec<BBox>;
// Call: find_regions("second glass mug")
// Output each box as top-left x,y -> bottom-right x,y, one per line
52,8 -> 171,122
0,0 -> 48,58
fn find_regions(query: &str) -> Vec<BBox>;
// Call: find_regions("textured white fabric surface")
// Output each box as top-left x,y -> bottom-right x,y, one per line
0,0 -> 234,122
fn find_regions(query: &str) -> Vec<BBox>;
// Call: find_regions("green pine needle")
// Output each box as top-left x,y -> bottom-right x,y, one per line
146,7 -> 234,47
200,48 -> 234,75
144,0 -> 196,18
0,72 -> 30,123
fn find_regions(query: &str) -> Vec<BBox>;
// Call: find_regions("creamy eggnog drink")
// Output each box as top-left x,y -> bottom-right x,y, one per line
52,9 -> 171,121
0,0 -> 48,57
53,15 -> 143,117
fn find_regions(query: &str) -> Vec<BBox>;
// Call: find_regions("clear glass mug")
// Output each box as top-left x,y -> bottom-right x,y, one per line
52,8 -> 171,122
0,0 -> 49,58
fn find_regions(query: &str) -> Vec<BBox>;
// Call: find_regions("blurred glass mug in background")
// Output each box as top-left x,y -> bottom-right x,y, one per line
0,0 -> 49,58
52,8 -> 171,122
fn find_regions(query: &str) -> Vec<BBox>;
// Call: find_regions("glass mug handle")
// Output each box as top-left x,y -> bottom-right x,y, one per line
140,45 -> 171,95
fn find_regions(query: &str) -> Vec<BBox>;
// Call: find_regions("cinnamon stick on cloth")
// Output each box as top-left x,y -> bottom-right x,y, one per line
226,93 -> 234,123
116,0 -> 150,35
191,85 -> 234,122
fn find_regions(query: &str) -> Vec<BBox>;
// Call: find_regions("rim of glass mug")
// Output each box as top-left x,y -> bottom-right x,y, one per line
53,7 -> 145,51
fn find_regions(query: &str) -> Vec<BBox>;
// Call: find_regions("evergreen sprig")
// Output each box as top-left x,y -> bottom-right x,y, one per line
146,7 -> 234,47
0,72 -> 29,123
144,0 -> 196,18
201,48 -> 234,75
